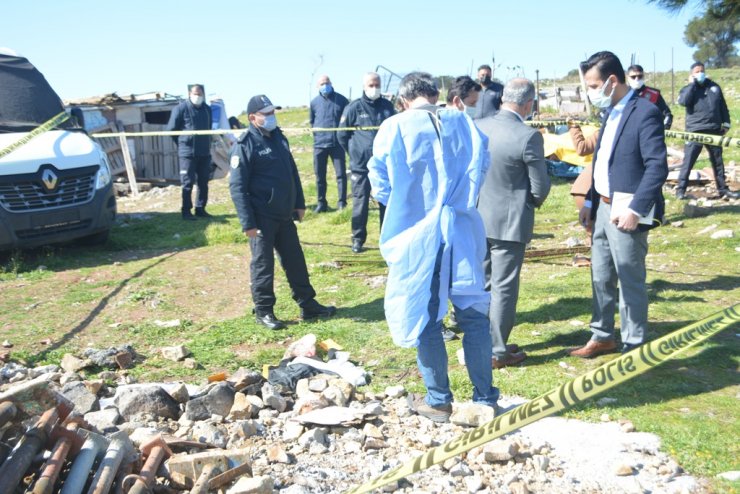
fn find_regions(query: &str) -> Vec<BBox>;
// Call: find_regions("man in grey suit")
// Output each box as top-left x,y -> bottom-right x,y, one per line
477,78 -> 551,368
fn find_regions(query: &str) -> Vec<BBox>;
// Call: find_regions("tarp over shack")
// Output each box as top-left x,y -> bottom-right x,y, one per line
65,92 -> 231,181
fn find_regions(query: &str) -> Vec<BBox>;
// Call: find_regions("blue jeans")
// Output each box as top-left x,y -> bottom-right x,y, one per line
416,249 -> 499,407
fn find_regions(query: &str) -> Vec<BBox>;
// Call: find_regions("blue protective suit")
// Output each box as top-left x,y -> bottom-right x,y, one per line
368,107 -> 490,347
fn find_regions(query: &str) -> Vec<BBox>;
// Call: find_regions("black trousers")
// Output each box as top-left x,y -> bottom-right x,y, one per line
179,155 -> 211,212
677,130 -> 728,193
313,146 -> 347,207
350,172 -> 386,244
249,216 -> 316,314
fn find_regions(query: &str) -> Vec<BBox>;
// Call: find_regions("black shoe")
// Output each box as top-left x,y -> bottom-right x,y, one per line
255,312 -> 286,330
314,203 -> 328,213
675,191 -> 695,200
182,211 -> 197,221
195,207 -> 213,218
621,343 -> 641,354
300,300 -> 337,320
351,240 -> 363,254
442,328 -> 459,342
719,190 -> 739,200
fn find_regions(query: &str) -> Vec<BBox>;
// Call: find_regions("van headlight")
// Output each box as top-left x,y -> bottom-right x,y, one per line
96,154 -> 112,189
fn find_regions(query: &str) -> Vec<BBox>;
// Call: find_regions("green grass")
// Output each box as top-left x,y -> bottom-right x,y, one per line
1,69 -> 739,490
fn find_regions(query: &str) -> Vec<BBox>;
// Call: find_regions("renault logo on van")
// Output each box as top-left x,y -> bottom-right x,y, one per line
41,169 -> 58,192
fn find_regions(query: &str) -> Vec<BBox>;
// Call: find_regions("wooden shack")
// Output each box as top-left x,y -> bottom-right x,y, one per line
65,92 -> 231,183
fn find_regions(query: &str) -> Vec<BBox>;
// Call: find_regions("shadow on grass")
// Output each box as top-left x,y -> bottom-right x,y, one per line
344,297 -> 385,322
31,252 -> 178,363
665,203 -> 740,223
517,296 -> 593,325
649,275 -> 740,293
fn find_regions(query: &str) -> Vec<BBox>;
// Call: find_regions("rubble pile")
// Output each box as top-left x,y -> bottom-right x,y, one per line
0,341 -> 709,494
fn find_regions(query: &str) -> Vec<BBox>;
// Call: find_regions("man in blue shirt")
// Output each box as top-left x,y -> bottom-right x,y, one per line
310,75 -> 349,213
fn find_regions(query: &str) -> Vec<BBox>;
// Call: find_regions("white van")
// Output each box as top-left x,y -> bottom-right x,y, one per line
0,48 -> 116,250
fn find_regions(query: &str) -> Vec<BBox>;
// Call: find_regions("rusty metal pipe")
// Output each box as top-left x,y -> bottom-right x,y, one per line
60,430 -> 109,494
32,423 -> 82,494
0,441 -> 11,465
0,407 -> 58,494
0,401 -> 17,428
190,464 -> 220,494
208,462 -> 253,490
86,431 -> 133,494
124,435 -> 172,494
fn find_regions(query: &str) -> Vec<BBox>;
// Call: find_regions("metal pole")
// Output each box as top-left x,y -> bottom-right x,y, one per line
0,407 -> 58,494
671,47 -> 675,104
60,430 -> 110,494
535,69 -> 540,115
0,401 -> 17,428
32,423 -> 81,494
86,431 -> 133,494
123,435 -> 172,494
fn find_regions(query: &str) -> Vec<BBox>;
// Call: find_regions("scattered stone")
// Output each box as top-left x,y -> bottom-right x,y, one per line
114,351 -> 134,370
28,364 -> 59,378
600,413 -> 611,422
508,481 -> 531,494
710,229 -> 733,239
465,475 -> 484,493
1,340 -> 12,348
227,475 -> 273,494
283,422 -> 305,441
532,455 -> 550,473
697,224 -> 718,235
84,408 -> 121,432
614,463 -> 635,476
484,439 -> 519,462
154,319 -> 181,328
83,345 -> 135,369
362,423 -> 384,439
161,345 -> 190,361
167,383 -> 190,403
620,420 -> 636,433
229,392 -> 256,419
664,475 -> 698,493
61,381 -> 99,414
115,385 -> 180,420
185,382 -> 235,421
363,437 -> 389,450
60,353 -> 92,373
717,471 -> 740,482
190,421 -> 227,448
267,444 -> 290,463
670,220 -> 684,228
596,397 -> 618,406
450,402 -> 496,427
384,385 -> 405,398
227,367 -> 264,391
183,358 -> 199,369
321,385 -> 348,407
298,428 -> 328,448
230,419 -> 260,439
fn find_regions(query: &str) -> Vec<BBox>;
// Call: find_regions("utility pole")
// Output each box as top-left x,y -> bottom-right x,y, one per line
671,47 -> 675,104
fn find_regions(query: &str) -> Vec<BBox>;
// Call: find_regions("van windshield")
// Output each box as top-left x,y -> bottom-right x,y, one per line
0,52 -> 76,134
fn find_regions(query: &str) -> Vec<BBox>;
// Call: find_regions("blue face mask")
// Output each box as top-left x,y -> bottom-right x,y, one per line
695,72 -> 706,84
319,83 -> 333,96
260,114 -> 277,131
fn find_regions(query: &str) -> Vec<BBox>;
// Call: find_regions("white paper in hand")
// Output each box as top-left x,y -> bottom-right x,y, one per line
609,192 -> 655,225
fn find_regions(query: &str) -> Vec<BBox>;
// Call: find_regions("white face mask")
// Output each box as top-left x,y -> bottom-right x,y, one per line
587,78 -> 614,109
364,87 -> 381,100
628,77 -> 645,90
190,94 -> 204,106
462,103 -> 477,118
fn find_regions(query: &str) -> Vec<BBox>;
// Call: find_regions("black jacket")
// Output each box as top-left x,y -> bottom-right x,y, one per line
166,100 -> 212,157
310,91 -> 349,148
229,125 -> 306,231
636,85 -> 673,129
678,79 -> 730,132
474,81 -> 504,119
337,95 -> 395,173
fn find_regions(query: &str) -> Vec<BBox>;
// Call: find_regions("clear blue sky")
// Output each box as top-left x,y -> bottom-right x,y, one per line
4,0 -> 705,116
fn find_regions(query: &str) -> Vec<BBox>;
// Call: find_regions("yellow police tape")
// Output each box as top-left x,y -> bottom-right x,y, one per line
0,111 -> 70,159
345,303 -> 739,494
91,125 -> 738,149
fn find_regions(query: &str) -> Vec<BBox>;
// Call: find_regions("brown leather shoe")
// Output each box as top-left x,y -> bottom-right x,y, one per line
492,351 -> 527,369
569,339 -> 617,358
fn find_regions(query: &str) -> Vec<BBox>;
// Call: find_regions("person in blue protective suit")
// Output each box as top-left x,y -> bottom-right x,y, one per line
166,84 -> 212,220
310,75 -> 349,212
368,72 -> 499,423
230,94 -> 337,330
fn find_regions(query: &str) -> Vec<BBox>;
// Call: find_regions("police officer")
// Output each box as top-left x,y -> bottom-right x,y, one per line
627,65 -> 673,130
676,62 -> 738,200
230,95 -> 337,329
166,84 -> 213,220
338,72 -> 395,253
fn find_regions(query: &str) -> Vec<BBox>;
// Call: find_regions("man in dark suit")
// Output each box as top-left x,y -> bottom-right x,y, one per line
477,78 -> 551,368
571,51 -> 668,358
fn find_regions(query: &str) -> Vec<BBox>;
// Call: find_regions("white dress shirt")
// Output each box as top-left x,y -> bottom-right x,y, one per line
593,89 -> 634,197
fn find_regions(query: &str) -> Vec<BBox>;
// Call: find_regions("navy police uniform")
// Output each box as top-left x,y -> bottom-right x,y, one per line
310,90 -> 349,209
166,100 -> 212,215
229,124 -> 316,315
338,94 -> 395,247
677,76 -> 732,196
